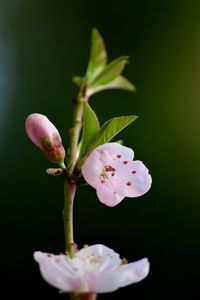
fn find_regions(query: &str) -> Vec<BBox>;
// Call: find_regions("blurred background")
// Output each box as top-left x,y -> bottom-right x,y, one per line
0,0 -> 200,299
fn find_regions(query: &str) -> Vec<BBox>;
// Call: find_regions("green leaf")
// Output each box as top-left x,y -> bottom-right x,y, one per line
86,115 -> 138,155
91,56 -> 129,86
72,76 -> 84,87
78,102 -> 100,158
86,28 -> 107,84
87,75 -> 136,97
115,139 -> 124,145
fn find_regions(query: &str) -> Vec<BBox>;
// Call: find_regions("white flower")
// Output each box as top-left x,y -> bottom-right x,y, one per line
81,143 -> 152,207
34,244 -> 149,293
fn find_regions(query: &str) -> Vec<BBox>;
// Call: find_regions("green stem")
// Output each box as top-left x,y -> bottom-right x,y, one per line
68,97 -> 85,173
63,181 -> 76,256
63,95 -> 86,255
60,161 -> 67,169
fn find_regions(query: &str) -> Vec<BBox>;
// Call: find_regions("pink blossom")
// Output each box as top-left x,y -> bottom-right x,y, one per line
25,113 -> 65,165
81,143 -> 152,207
34,244 -> 149,293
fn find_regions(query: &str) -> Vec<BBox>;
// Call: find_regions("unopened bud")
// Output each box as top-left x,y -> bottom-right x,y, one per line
25,113 -> 65,166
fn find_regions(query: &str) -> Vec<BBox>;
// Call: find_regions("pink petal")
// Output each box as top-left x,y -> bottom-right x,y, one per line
93,142 -> 134,161
112,160 -> 152,197
81,150 -> 107,189
81,143 -> 134,189
25,113 -> 60,149
96,180 -> 124,207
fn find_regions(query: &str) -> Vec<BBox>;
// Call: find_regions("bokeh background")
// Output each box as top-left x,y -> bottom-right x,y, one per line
1,0 -> 200,299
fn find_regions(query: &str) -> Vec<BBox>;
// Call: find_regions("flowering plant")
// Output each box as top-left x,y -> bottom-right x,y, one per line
25,29 -> 152,300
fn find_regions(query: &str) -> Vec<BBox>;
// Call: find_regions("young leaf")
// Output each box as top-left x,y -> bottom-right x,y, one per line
86,115 -> 138,155
72,76 -> 84,87
87,75 -> 136,97
86,28 -> 107,84
78,102 -> 100,158
90,56 -> 129,86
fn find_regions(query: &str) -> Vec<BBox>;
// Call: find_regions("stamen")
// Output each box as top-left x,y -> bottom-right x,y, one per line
117,155 -> 121,158
126,182 -> 131,186
105,166 -> 113,172
132,170 -> 136,174
123,161 -> 128,165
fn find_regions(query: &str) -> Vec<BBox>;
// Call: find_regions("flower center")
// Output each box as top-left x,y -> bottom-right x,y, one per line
99,165 -> 116,183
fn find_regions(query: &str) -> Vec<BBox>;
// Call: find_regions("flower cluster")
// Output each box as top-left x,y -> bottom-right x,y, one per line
25,28 -> 152,299
26,113 -> 152,295
26,115 -> 151,207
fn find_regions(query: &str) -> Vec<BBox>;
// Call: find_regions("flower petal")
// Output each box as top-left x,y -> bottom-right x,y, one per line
93,142 -> 134,161
81,142 -> 134,189
114,258 -> 150,287
34,246 -> 150,294
112,159 -> 152,197
71,245 -> 121,293
34,252 -> 80,291
81,150 -> 106,188
92,258 -> 149,293
96,181 -> 124,207
74,244 -> 121,272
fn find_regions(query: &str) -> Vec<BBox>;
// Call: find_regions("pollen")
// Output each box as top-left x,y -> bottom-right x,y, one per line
121,258 -> 128,265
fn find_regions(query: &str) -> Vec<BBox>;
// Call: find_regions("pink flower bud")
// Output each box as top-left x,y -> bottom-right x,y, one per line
25,113 -> 65,165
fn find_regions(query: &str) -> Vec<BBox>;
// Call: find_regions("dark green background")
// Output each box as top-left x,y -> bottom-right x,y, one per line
1,0 -> 200,299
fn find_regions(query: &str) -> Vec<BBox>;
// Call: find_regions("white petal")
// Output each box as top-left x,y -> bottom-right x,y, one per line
73,245 -> 122,292
34,247 -> 150,294
75,244 -> 121,271
34,252 -> 81,291
96,181 -> 124,207
114,258 -> 150,287
92,258 -> 150,293
112,160 -> 152,197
